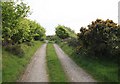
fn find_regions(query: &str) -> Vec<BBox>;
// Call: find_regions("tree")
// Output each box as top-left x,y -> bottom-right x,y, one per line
2,1 -> 46,44
11,18 -> 32,43
28,20 -> 46,41
2,1 -> 30,45
55,25 -> 69,39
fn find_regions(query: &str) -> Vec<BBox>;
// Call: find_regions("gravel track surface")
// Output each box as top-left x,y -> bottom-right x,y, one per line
19,44 -> 49,82
54,44 -> 96,82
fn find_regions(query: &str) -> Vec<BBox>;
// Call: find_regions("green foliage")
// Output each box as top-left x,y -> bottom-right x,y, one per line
46,35 -> 55,41
65,26 -> 77,38
55,25 -> 70,39
77,19 -> 120,61
33,25 -> 46,41
54,36 -> 61,43
55,25 -> 77,45
11,18 -> 31,43
2,1 -> 46,46
55,25 -> 76,38
2,1 -> 30,45
46,35 -> 62,44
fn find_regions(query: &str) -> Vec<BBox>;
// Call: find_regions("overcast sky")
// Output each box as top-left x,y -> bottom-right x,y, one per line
25,0 -> 119,35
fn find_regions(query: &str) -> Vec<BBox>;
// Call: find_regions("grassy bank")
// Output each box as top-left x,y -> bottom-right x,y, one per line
46,43 -> 68,82
2,41 -> 43,82
59,42 -> 118,82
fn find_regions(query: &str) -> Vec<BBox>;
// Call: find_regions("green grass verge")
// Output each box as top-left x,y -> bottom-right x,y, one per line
59,42 -> 118,82
46,43 -> 68,82
2,41 -> 43,82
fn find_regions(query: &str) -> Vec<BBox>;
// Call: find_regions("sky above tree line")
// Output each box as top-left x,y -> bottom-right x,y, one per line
25,0 -> 119,35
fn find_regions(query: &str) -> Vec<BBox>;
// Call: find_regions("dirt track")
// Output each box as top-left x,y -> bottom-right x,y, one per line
54,44 -> 96,82
19,43 -> 96,82
19,44 -> 49,82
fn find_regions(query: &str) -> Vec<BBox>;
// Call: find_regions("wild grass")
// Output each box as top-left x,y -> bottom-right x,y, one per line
46,43 -> 68,82
59,42 -> 118,82
2,41 -> 43,82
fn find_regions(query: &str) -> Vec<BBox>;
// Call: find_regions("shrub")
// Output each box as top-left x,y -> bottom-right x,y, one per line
67,37 -> 79,47
77,19 -> 120,61
25,42 -> 34,46
5,45 -> 25,58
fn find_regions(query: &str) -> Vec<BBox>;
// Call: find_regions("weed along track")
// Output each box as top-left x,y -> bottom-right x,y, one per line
19,44 -> 49,82
46,43 -> 68,82
54,44 -> 96,82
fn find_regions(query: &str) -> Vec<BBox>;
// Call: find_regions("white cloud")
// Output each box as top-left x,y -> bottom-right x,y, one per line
25,0 -> 119,35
